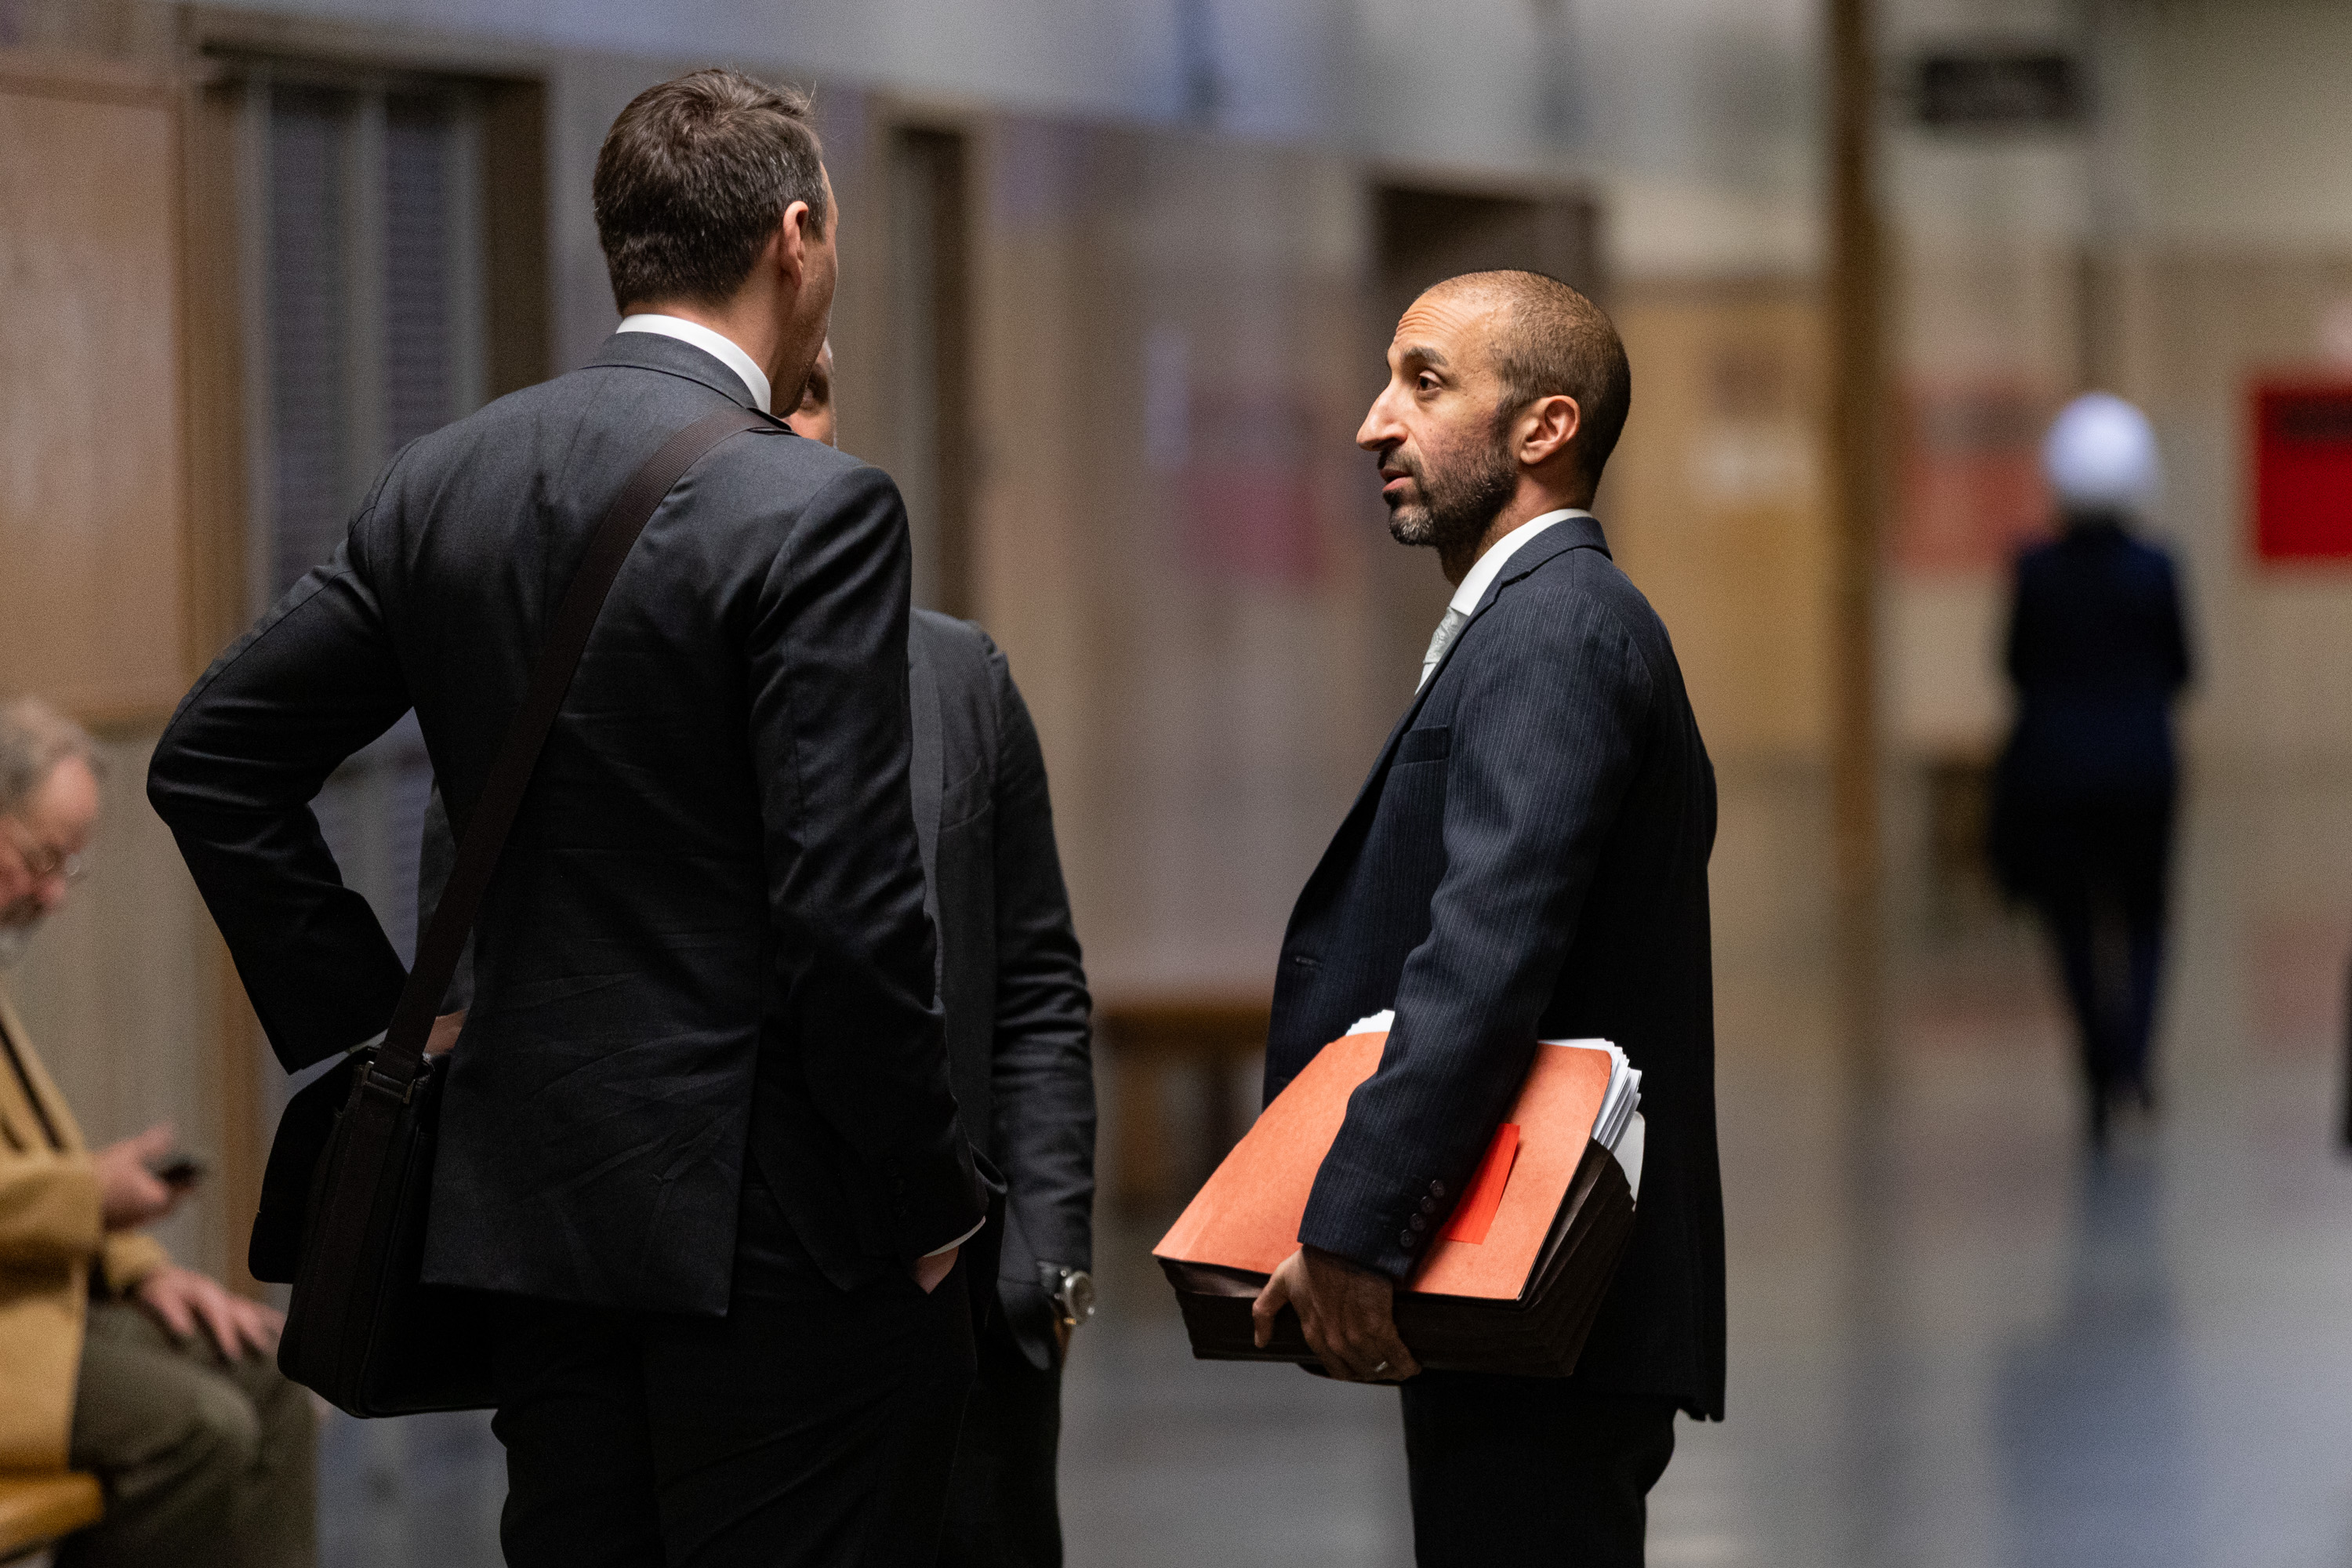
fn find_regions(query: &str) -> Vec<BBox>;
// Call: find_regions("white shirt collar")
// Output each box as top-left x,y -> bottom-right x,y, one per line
1446,509 -> 1589,617
615,314 -> 772,413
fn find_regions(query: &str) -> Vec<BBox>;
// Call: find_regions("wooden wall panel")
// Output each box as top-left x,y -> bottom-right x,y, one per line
1608,281 -> 1832,762
0,62 -> 187,724
481,78 -> 551,401
0,53 -> 227,1279
961,120 -> 1386,996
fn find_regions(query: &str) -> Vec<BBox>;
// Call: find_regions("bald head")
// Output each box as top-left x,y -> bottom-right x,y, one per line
1425,270 -> 1630,492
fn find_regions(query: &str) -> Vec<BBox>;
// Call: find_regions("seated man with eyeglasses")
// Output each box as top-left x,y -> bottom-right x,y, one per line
0,695 -> 315,1568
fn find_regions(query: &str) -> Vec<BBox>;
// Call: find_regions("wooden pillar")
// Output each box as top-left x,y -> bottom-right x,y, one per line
1826,0 -> 1886,1055
2077,0 -> 2127,397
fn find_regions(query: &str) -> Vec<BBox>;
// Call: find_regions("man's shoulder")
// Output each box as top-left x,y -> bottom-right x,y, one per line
911,610 -> 1007,702
1495,532 -> 1672,654
408,361 -> 867,504
912,608 -> 991,655
2118,533 -> 2178,581
696,420 -> 871,510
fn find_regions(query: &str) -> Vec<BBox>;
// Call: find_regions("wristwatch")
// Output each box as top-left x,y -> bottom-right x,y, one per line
1037,1262 -> 1097,1330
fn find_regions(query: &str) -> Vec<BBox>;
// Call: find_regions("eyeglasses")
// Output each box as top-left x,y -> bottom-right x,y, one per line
0,819 -> 87,886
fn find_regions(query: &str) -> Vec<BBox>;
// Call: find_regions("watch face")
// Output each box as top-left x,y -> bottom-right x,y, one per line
1063,1270 -> 1098,1323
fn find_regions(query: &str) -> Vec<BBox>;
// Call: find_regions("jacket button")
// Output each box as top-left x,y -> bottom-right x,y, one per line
1418,1196 -> 1436,1214
1409,1214 -> 1426,1232
1430,1179 -> 1446,1198
1398,1230 -> 1416,1249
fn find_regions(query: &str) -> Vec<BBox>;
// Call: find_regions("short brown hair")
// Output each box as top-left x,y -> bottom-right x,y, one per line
1439,270 -> 1632,492
593,69 -> 829,313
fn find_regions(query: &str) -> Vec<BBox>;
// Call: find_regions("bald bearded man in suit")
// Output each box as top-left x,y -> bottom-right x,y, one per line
1253,273 -> 1723,1567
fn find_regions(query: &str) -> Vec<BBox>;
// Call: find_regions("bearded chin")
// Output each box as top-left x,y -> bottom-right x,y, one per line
1386,501 -> 1439,548
1388,426 -> 1517,557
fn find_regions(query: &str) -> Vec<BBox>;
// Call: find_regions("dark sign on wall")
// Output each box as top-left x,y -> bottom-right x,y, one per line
1911,50 -> 2082,131
2254,382 -> 2352,563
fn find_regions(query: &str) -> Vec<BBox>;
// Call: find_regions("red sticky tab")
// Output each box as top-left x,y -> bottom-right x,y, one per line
1438,1124 -> 1521,1245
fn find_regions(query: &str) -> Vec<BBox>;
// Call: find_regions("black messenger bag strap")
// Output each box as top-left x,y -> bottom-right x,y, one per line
379,404 -> 771,1087
282,406 -> 771,1413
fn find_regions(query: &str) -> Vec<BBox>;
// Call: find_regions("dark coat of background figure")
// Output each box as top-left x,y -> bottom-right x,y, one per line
1991,517 -> 2192,1137
419,606 -> 1098,1567
905,611 -> 1096,1568
1265,515 -> 1723,1564
148,332 -> 989,1566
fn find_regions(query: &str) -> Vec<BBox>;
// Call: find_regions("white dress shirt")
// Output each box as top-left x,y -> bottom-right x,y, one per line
615,313 -> 773,414
1417,508 -> 1592,690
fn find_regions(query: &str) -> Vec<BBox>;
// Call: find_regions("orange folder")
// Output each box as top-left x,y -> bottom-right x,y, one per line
1156,1029 -> 1613,1298
1152,1029 -> 1638,1376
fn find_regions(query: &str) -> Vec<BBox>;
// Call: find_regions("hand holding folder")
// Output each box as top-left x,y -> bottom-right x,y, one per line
1250,1246 -> 1420,1383
1155,1014 -> 1643,1378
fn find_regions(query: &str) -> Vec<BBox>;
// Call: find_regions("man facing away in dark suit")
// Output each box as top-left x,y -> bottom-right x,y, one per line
1250,271 -> 1725,1566
148,71 -> 989,1567
793,343 -> 1100,1566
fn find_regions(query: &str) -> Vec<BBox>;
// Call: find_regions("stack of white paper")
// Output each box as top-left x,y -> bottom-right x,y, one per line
1542,1036 -> 1643,1200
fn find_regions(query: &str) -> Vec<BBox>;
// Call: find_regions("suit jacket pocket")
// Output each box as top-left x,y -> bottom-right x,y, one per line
1396,724 -> 1451,765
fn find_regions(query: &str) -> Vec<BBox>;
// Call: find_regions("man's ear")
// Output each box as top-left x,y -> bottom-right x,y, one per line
772,200 -> 815,284
1518,394 -> 1583,469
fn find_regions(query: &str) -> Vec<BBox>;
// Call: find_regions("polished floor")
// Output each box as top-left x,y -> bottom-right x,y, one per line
310,770 -> 2352,1566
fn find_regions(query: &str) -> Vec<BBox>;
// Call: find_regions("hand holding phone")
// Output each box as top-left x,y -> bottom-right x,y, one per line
93,1124 -> 182,1229
148,1153 -> 206,1190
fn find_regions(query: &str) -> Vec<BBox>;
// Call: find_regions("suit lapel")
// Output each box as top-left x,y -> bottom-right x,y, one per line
1343,521 -> 1607,815
1287,517 -> 1613,925
908,640 -> 944,942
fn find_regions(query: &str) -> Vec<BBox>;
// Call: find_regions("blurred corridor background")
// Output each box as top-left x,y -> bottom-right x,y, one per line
7,0 -> 2352,1563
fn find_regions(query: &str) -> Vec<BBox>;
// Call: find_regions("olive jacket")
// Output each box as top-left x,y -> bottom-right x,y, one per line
0,987 -> 169,1468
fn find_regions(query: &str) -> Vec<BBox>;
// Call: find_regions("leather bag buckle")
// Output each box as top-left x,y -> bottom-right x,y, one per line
359,1064 -> 419,1106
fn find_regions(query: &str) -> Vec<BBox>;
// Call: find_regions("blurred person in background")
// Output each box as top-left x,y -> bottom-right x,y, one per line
0,696 -> 314,1568
788,344 -> 1099,1568
1251,272 -> 1722,1567
1991,394 -> 2193,1146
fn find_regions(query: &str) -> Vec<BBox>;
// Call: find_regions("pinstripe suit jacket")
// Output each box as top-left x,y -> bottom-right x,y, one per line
1265,514 -> 1726,1417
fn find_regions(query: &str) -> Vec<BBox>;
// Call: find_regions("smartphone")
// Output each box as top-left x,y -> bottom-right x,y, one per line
149,1154 -> 206,1190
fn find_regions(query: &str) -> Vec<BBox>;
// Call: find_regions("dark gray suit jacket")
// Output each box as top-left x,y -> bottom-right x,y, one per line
414,606 -> 1097,1362
908,611 -> 1094,1368
149,332 -> 983,1314
1264,515 -> 1726,1418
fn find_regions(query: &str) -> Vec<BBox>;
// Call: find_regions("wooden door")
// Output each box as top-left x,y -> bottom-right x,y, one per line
0,53 -> 187,724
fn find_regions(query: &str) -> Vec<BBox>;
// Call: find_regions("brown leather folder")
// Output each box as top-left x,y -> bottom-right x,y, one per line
1153,1029 -> 1638,1377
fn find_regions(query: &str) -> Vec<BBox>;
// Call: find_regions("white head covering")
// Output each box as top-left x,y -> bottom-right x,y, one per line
2043,392 -> 2161,515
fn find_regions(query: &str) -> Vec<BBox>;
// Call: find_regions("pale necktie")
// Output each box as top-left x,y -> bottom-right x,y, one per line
1417,606 -> 1468,691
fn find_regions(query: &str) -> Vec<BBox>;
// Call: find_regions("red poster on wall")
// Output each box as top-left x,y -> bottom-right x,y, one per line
2253,381 -> 2352,562
1893,380 -> 2056,574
